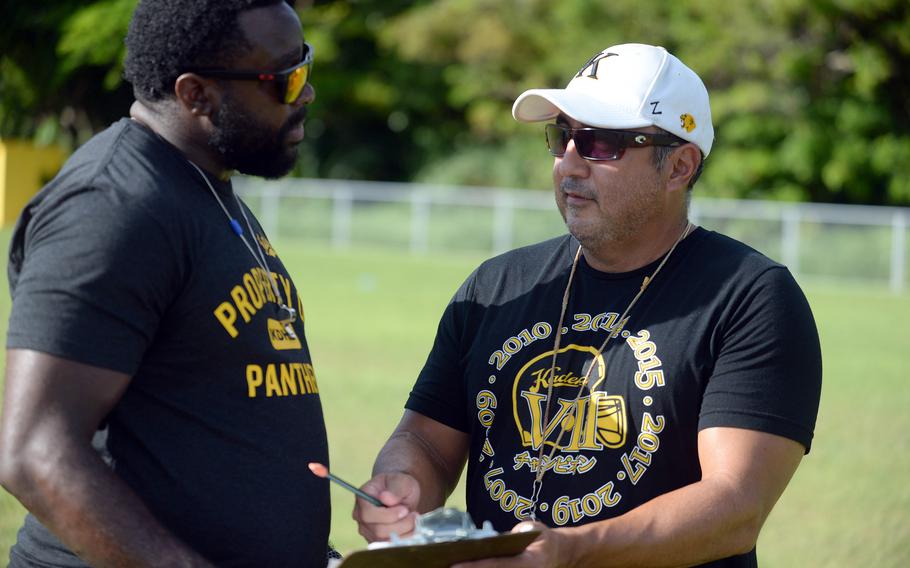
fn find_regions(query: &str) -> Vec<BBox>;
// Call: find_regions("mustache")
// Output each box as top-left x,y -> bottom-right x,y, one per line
289,106 -> 308,125
279,107 -> 309,135
560,178 -> 594,199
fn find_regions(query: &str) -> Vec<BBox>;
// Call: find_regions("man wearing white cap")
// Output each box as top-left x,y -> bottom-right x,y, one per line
354,44 -> 822,567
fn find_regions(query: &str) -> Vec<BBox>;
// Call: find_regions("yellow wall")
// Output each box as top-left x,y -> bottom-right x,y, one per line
0,140 -> 67,226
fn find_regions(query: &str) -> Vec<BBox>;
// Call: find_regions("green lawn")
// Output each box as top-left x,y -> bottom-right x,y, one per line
1,231 -> 908,566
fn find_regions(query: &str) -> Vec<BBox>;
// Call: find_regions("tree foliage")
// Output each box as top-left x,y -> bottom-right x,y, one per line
0,0 -> 136,148
1,0 -> 908,205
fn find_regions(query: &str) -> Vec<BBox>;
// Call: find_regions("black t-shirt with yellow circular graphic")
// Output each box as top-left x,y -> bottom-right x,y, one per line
406,231 -> 821,567
6,119 -> 330,568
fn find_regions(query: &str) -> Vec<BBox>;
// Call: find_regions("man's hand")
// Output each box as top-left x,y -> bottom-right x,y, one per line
353,471 -> 421,542
356,411 -> 470,543
452,522 -> 572,568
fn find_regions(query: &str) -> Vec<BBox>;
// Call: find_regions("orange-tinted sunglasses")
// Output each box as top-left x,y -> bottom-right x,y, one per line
187,42 -> 313,104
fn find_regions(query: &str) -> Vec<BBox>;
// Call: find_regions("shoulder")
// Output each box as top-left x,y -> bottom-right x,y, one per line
9,121 -> 205,276
690,229 -> 783,272
476,234 -> 573,277
465,235 -> 574,300
46,119 -> 162,190
19,120 -> 203,236
683,228 -> 814,323
663,228 -> 815,326
682,228 -> 799,292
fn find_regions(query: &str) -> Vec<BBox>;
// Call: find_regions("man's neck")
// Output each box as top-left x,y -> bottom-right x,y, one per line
129,100 -> 232,180
581,219 -> 693,273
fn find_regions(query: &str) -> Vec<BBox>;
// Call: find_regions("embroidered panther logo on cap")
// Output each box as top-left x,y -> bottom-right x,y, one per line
680,113 -> 696,132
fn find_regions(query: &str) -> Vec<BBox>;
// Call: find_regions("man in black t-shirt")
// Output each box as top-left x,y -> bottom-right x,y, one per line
0,2 -> 334,567
353,44 -> 822,567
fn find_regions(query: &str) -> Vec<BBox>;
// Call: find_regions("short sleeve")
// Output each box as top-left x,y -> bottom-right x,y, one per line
698,267 -> 822,452
404,271 -> 478,433
7,186 -> 184,375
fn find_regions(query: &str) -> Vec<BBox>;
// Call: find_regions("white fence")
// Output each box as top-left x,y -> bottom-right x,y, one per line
235,178 -> 909,293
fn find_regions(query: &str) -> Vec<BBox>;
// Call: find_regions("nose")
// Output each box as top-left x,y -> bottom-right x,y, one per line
556,139 -> 590,178
294,82 -> 315,107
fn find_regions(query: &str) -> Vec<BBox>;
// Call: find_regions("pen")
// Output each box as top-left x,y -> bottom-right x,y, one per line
308,462 -> 386,508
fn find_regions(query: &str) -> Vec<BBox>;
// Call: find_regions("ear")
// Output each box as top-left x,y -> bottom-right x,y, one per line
665,144 -> 702,193
173,73 -> 221,118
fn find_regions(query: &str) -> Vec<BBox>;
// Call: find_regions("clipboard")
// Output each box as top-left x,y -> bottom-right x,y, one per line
338,530 -> 540,568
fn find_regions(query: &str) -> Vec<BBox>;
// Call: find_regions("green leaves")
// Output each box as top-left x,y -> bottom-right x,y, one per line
0,0 -> 135,147
2,0 -> 908,204
57,0 -> 134,88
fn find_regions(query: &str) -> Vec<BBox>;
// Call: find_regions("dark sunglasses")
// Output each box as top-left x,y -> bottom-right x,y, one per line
545,123 -> 683,161
186,42 -> 314,104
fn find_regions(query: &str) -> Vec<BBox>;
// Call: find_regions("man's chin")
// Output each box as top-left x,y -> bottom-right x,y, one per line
234,150 -> 299,179
566,219 -> 608,248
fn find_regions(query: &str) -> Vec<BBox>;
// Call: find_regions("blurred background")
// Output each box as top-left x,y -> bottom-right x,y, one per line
1,0 -> 909,565
4,0 -> 910,203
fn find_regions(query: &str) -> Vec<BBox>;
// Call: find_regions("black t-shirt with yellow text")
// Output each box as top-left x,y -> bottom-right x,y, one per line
407,231 -> 822,568
7,119 -> 330,567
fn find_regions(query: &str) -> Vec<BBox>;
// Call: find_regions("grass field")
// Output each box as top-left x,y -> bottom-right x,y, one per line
1,230 -> 909,566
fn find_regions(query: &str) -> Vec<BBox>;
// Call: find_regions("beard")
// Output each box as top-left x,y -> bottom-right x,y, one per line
208,94 -> 307,179
557,175 -> 664,250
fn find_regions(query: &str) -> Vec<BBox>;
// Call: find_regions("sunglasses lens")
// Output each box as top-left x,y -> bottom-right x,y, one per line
545,124 -> 569,156
545,125 -> 624,160
577,130 -> 623,160
284,62 -> 310,104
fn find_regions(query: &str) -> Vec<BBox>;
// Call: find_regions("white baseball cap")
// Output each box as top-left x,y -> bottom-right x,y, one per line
512,43 -> 714,156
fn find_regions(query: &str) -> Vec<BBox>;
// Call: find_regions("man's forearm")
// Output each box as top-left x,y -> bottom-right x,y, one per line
560,429 -> 804,568
562,475 -> 763,568
372,429 -> 462,513
3,442 -> 212,568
